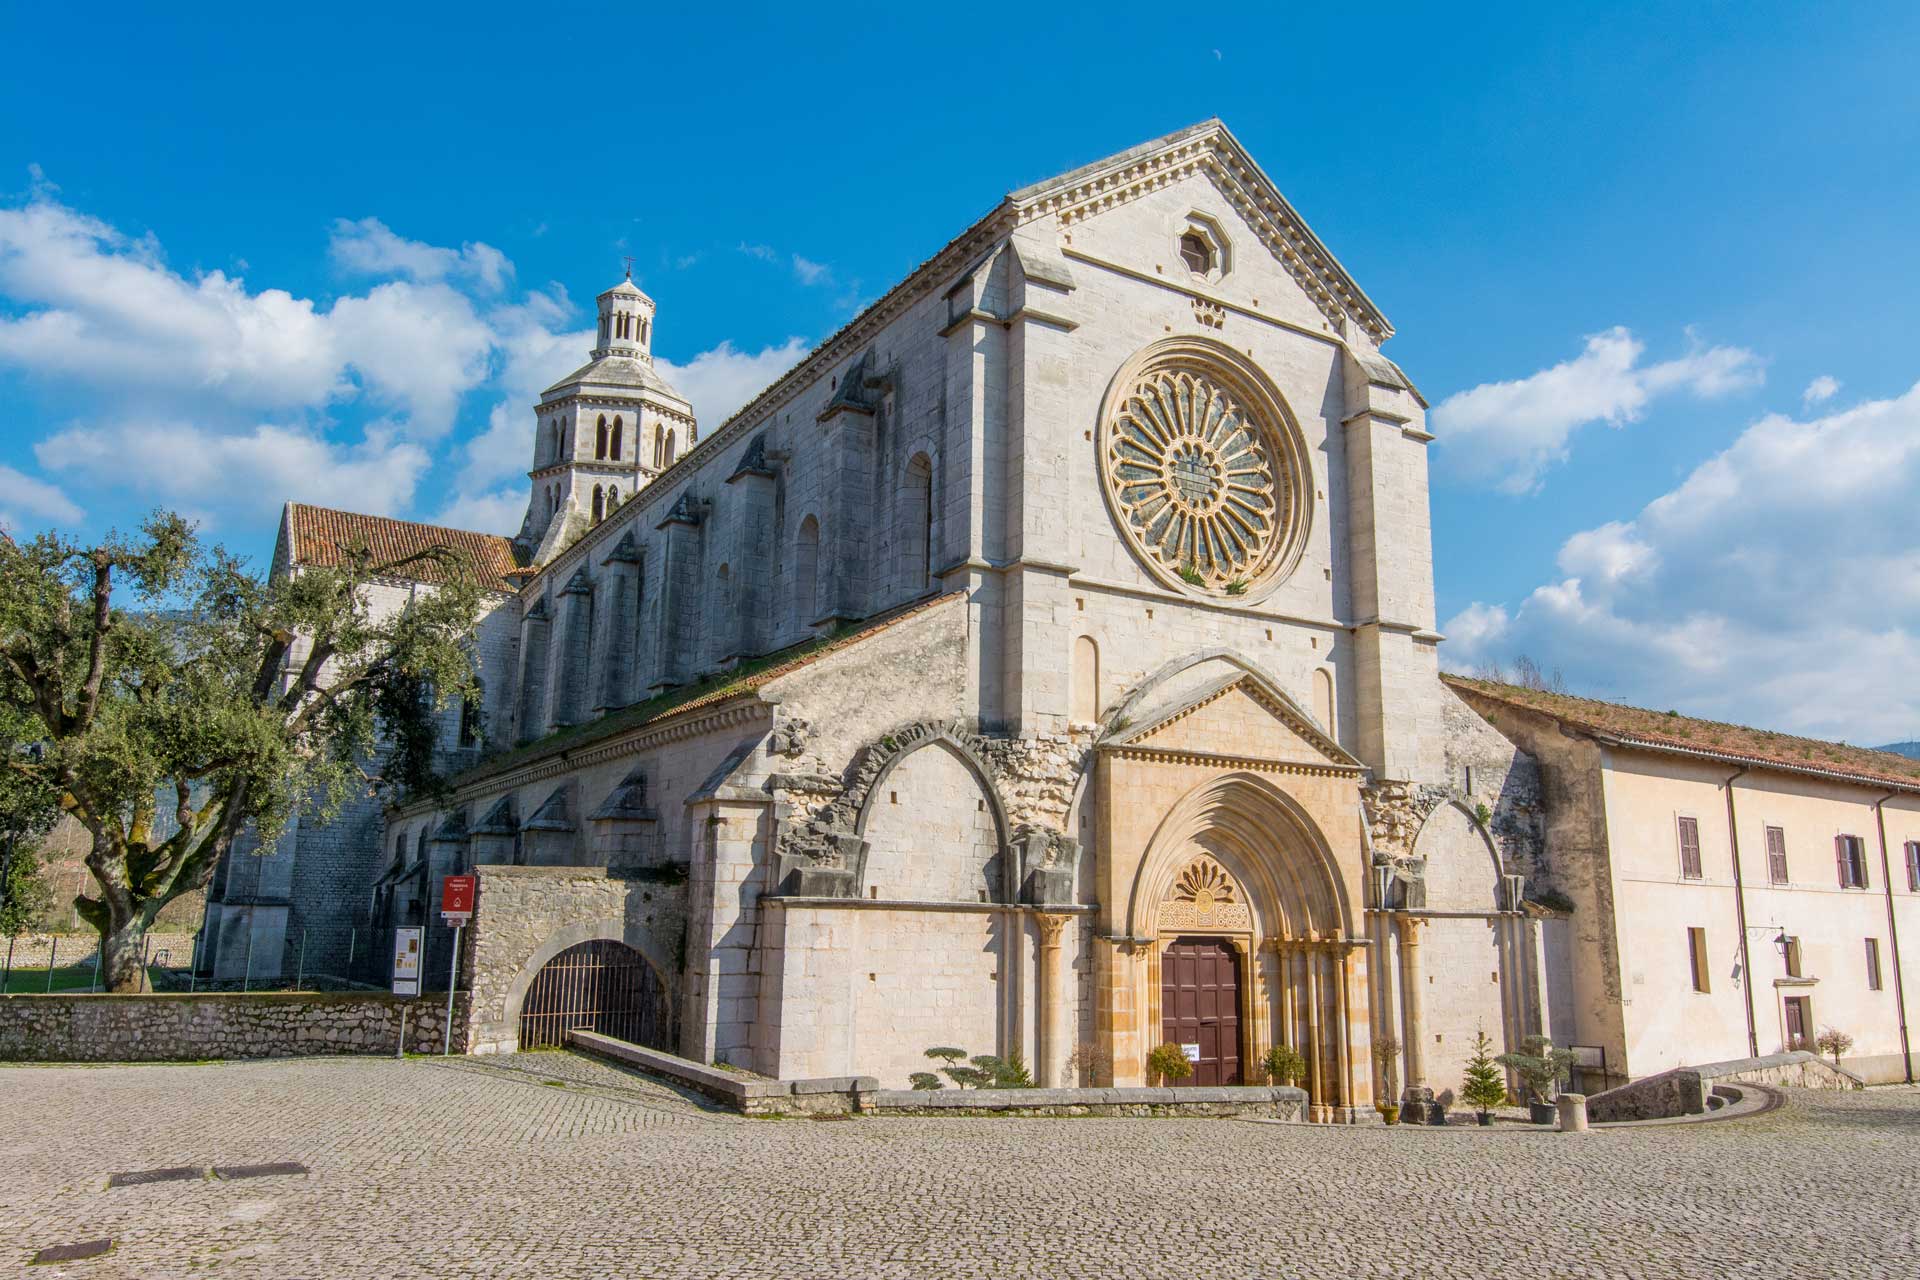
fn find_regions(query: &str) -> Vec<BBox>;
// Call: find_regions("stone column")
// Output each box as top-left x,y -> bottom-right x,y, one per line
1035,913 -> 1070,1087
1399,916 -> 1427,1095
1276,940 -> 1296,1058
1335,943 -> 1353,1119
1307,943 -> 1324,1120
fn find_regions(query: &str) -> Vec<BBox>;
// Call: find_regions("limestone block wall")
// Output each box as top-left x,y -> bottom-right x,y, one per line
0,991 -> 465,1062
463,865 -> 678,1056
756,902 -> 1014,1087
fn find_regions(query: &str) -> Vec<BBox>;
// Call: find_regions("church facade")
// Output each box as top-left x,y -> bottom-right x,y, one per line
331,120 -> 1558,1117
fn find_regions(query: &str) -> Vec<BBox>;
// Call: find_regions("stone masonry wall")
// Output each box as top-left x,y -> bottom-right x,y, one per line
0,991 -> 467,1062
2,932 -> 198,971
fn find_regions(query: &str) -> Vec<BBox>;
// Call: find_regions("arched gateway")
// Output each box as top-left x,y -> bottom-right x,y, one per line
517,939 -> 670,1051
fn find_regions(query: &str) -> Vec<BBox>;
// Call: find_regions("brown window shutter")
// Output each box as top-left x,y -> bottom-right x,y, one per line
1679,817 -> 1702,879
1837,835 -> 1848,887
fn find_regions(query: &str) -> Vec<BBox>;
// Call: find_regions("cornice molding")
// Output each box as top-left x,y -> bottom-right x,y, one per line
390,699 -> 772,822
1098,743 -> 1364,778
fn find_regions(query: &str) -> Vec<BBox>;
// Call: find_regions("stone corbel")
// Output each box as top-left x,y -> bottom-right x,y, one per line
1015,823 -> 1081,907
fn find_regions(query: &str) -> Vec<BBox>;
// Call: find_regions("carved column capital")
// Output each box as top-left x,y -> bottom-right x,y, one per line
1036,912 -> 1071,947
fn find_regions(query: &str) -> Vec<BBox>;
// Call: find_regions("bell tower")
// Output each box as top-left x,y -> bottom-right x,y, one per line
513,270 -> 696,567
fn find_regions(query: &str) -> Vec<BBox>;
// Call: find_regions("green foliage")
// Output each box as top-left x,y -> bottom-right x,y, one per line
920,1045 -> 1034,1089
908,1072 -> 945,1091
1223,579 -> 1249,596
0,511 -> 484,988
1473,801 -> 1493,827
1176,563 -> 1206,587
1495,1034 -> 1576,1103
1147,1042 -> 1194,1084
1815,1026 -> 1854,1066
1461,1026 -> 1509,1115
1260,1043 -> 1306,1086
1,840 -> 54,935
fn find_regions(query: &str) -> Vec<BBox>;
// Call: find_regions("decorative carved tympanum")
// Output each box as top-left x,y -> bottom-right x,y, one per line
1160,855 -> 1253,930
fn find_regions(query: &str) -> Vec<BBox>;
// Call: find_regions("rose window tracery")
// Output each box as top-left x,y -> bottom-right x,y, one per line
1100,352 -> 1303,595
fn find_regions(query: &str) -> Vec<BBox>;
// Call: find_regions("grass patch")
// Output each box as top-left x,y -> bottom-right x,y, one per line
1,964 -> 166,994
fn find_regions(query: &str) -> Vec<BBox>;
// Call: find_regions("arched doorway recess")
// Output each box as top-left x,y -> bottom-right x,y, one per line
517,939 -> 670,1051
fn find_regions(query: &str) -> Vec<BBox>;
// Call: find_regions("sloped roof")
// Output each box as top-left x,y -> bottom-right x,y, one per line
1444,675 -> 1920,793
439,589 -> 967,793
284,503 -> 520,593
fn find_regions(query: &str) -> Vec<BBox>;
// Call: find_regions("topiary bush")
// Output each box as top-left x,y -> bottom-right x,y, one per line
1147,1042 -> 1194,1085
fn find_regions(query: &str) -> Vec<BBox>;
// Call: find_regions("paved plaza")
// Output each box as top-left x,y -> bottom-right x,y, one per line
4,1053 -> 1917,1279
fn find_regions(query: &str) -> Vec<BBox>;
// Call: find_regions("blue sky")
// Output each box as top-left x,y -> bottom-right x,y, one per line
2,3 -> 1916,743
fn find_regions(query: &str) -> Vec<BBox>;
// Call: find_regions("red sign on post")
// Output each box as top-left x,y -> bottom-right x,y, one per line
441,874 -> 476,923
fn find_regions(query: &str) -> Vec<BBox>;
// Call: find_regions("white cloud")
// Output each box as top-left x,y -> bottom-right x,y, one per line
656,337 -> 810,432
0,463 -> 82,527
792,254 -> 831,286
1803,374 -> 1840,406
329,217 -> 512,292
1432,327 -> 1764,493
35,420 -> 429,527
431,487 -> 527,536
0,192 -> 498,437
1445,383 -> 1920,743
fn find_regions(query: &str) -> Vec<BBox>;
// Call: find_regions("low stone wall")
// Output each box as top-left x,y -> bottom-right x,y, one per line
2,931 -> 199,971
1693,1050 -> 1863,1091
866,1085 -> 1308,1119
1588,1069 -> 1704,1123
1589,1050 -> 1861,1123
570,1030 -> 873,1114
0,991 -> 467,1062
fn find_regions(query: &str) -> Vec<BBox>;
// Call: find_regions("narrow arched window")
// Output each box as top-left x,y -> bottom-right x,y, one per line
1072,636 -> 1100,724
640,318 -> 649,345
612,416 -> 623,460
549,421 -> 560,462
904,454 -> 933,592
664,429 -> 675,466
652,428 -> 664,469
592,485 -> 605,522
1313,668 -> 1336,739
595,415 -> 608,459
795,515 -> 820,624
458,680 -> 483,748
607,486 -> 619,512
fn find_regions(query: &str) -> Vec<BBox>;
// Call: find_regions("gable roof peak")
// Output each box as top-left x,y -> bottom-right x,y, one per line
1006,118 -> 1392,342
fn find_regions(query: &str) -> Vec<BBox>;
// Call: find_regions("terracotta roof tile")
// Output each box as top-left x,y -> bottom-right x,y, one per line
1444,675 -> 1920,792
286,504 -> 521,593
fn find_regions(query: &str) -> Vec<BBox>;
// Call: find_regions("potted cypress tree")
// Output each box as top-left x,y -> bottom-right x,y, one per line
1371,1033 -> 1403,1124
1461,1028 -> 1508,1126
1497,1035 -> 1577,1124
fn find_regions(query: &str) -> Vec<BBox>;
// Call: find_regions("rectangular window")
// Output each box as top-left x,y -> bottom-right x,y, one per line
1866,938 -> 1883,991
1906,841 -> 1920,893
1688,927 -> 1711,993
1765,826 -> 1789,884
1678,816 -> 1703,879
1783,935 -> 1802,978
1836,835 -> 1869,889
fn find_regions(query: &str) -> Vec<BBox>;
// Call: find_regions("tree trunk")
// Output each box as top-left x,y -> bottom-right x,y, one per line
99,910 -> 149,992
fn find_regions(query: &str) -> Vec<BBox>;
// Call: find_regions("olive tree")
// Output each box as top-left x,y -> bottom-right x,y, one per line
0,512 -> 483,990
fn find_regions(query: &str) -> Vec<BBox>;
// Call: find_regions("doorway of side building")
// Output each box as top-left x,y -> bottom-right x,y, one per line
518,939 -> 669,1052
1783,995 -> 1812,1052
1160,936 -> 1243,1085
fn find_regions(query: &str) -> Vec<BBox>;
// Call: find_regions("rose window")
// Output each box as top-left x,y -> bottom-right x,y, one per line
1101,359 -> 1299,593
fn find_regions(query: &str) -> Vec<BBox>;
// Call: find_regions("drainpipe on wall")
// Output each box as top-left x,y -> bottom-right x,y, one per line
1872,793 -> 1913,1083
1724,767 -> 1758,1059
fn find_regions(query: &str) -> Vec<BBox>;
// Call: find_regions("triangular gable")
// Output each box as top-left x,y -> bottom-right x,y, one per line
1007,119 -> 1392,342
1115,673 -> 1360,770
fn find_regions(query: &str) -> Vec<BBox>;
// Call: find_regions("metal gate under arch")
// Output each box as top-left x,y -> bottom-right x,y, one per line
517,939 -> 668,1051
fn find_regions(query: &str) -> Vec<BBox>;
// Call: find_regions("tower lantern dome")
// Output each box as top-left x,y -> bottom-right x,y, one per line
594,273 -> 656,361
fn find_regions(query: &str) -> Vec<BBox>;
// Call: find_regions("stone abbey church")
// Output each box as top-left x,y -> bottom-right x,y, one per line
198,120 -> 1920,1111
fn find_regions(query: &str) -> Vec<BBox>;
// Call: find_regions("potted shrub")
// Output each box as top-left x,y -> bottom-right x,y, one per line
1461,1027 -> 1508,1126
1371,1033 -> 1403,1123
1497,1034 -> 1576,1124
1147,1042 -> 1194,1086
1260,1043 -> 1306,1089
1815,1026 -> 1855,1071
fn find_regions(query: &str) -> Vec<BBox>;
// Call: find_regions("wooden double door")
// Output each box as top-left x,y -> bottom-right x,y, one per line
1160,936 -> 1243,1085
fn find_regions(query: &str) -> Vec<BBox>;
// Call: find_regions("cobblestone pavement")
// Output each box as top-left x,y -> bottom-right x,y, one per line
4,1055 -> 1917,1279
